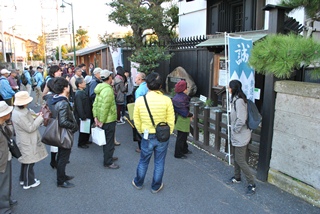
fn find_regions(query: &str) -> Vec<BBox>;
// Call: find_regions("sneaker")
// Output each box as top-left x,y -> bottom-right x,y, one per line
132,180 -> 142,190
19,181 -> 24,186
114,141 -> 121,146
23,180 -> 40,189
226,176 -> 241,184
120,117 -> 125,123
151,183 -> 164,194
246,184 -> 256,195
116,120 -> 125,125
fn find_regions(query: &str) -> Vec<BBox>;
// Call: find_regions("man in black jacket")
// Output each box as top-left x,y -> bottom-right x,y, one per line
74,78 -> 93,149
51,77 -> 78,188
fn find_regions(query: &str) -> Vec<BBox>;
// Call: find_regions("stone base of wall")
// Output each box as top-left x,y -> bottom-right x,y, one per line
268,168 -> 320,207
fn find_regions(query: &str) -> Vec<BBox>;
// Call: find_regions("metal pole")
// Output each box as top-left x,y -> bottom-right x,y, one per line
57,0 -> 61,62
225,32 -> 231,165
71,3 -> 76,66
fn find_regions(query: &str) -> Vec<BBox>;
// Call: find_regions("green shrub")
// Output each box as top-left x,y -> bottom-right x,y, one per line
249,34 -> 320,79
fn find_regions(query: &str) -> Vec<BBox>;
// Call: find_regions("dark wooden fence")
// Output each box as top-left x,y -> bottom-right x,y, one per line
122,36 -> 212,97
189,103 -> 261,170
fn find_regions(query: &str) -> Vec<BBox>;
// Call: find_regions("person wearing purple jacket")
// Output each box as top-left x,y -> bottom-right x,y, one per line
172,80 -> 193,159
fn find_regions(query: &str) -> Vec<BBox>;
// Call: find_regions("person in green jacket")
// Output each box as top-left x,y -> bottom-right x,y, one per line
92,70 -> 119,169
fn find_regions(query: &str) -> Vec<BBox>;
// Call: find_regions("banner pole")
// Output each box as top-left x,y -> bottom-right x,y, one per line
225,32 -> 231,165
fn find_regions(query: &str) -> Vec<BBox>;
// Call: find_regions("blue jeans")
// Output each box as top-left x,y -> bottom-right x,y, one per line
134,134 -> 169,191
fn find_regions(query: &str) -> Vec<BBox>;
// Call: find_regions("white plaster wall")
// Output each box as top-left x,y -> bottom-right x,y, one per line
178,0 -> 206,38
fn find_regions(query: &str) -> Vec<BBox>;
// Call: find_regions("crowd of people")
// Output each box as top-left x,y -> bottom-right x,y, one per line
0,63 -> 256,213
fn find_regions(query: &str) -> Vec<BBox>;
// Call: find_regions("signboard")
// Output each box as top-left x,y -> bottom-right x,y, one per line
228,37 -> 255,101
218,57 -> 227,86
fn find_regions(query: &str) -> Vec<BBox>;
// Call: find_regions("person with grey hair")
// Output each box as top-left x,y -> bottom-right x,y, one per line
89,67 -> 102,104
74,78 -> 93,149
69,67 -> 83,93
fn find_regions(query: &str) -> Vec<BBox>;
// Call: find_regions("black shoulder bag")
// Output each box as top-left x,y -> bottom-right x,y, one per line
143,95 -> 170,142
1,128 -> 22,159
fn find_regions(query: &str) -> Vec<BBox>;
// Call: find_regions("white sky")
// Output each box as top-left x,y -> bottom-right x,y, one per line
1,0 -> 129,45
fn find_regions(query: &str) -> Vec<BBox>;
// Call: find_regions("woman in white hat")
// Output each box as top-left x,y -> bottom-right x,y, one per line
0,101 -> 17,213
11,91 -> 48,190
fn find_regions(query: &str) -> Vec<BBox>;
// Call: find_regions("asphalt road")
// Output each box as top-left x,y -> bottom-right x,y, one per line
8,91 -> 320,214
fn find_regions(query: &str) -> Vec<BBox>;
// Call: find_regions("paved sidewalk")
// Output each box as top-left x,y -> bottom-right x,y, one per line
9,94 -> 320,213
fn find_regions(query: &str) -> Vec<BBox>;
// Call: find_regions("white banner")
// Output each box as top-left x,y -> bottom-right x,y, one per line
110,47 -> 123,73
130,62 -> 140,86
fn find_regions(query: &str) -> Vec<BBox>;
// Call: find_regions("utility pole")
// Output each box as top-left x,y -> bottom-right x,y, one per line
40,0 -> 47,66
12,26 -> 16,69
0,1 -> 7,62
56,0 -> 61,62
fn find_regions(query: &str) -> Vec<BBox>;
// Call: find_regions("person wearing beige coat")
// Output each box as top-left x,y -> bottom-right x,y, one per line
12,91 -> 48,190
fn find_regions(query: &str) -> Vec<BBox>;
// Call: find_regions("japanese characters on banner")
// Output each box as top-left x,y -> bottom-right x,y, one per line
110,47 -> 123,73
228,37 -> 255,101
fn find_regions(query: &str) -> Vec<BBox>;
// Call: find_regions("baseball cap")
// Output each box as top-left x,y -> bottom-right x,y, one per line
93,67 -> 102,75
1,69 -> 11,75
100,69 -> 113,80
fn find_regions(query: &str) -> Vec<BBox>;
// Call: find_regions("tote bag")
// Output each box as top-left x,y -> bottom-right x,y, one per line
41,118 -> 73,149
91,127 -> 106,146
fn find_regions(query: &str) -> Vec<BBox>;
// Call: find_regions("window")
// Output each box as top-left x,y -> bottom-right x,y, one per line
233,4 -> 243,32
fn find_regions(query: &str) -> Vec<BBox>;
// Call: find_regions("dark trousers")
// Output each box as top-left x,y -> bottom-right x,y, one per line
174,131 -> 189,158
57,148 -> 71,185
78,132 -> 90,146
19,163 -> 35,186
102,122 -> 116,166
116,104 -> 124,121
132,123 -> 141,149
234,145 -> 255,185
0,161 -> 12,214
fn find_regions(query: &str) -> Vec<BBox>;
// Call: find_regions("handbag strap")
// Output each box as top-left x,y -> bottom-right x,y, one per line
0,127 -> 13,146
143,95 -> 156,128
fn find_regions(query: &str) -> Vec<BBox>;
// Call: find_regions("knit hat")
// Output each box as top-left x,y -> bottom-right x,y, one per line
174,80 -> 187,93
14,91 -> 33,106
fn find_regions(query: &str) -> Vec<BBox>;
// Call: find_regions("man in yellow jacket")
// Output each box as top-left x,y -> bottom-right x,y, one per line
132,72 -> 175,194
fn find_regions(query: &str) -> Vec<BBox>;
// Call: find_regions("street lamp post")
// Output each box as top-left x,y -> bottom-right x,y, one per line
60,0 -> 76,66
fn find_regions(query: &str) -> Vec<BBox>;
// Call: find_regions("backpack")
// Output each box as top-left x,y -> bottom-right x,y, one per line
21,73 -> 28,86
41,76 -> 50,92
31,73 -> 37,87
234,98 -> 262,130
0,79 -> 4,100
